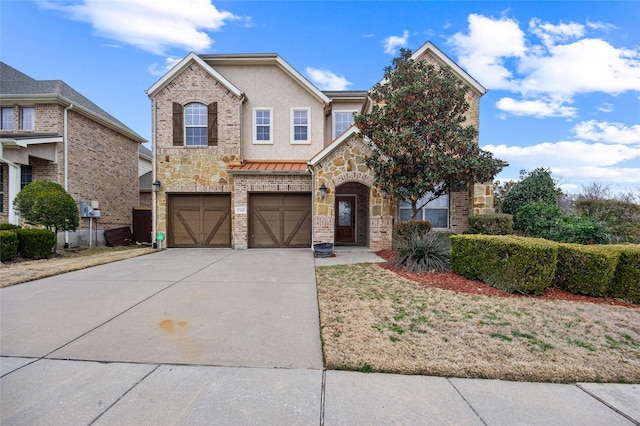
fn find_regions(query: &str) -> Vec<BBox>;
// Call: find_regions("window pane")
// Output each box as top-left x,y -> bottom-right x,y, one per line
1,107 -> 13,130
334,112 -> 353,138
294,125 -> 307,141
184,103 -> 207,126
425,209 -> 448,228
185,127 -> 207,146
22,107 -> 34,130
256,126 -> 270,141
20,165 -> 32,189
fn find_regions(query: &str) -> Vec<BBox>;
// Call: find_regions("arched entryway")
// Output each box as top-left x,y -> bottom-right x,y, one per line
334,182 -> 369,246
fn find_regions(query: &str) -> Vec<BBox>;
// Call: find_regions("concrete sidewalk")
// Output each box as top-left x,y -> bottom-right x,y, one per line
1,248 -> 638,425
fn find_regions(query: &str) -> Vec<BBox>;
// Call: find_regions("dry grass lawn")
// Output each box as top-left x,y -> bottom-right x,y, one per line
316,263 -> 640,383
0,246 -> 156,288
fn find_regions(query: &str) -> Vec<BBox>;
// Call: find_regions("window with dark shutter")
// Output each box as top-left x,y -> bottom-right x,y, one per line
172,102 -> 184,146
208,102 -> 218,146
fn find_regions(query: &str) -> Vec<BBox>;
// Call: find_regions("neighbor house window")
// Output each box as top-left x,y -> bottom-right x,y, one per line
1,107 -> 13,130
291,108 -> 310,144
399,191 -> 449,228
184,103 -> 208,146
333,111 -> 354,138
253,108 -> 273,144
20,165 -> 32,190
21,107 -> 34,130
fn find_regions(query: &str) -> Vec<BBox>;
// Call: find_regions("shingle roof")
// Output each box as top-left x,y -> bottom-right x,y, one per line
0,62 -> 145,142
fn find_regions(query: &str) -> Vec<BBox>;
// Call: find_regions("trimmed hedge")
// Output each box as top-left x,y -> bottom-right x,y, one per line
16,229 -> 56,260
554,244 -> 620,297
0,223 -> 21,231
395,220 -> 432,239
466,213 -> 514,235
451,235 -> 558,295
451,234 -> 640,304
0,230 -> 19,261
609,245 -> 640,303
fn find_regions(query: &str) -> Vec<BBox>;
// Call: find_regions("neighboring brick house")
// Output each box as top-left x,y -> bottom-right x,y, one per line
138,145 -> 153,207
0,62 -> 146,247
146,41 -> 494,250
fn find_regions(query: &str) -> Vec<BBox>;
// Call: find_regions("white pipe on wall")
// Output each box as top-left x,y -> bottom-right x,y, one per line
63,103 -> 73,248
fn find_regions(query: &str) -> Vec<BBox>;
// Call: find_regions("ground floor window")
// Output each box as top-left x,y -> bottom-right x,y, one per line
20,165 -> 32,190
399,192 -> 449,228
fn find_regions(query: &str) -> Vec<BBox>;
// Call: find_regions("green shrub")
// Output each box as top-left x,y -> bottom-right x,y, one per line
466,213 -> 514,235
554,244 -> 620,297
451,235 -> 558,295
17,229 -> 56,260
394,231 -> 450,273
394,220 -> 432,240
0,230 -> 19,261
552,216 -> 610,245
501,168 -> 558,216
0,223 -> 20,230
514,201 -> 563,235
576,199 -> 640,244
609,245 -> 640,303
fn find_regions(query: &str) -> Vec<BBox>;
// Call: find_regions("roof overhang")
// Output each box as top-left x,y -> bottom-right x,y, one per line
146,52 -> 243,99
227,160 -> 310,175
0,134 -> 61,163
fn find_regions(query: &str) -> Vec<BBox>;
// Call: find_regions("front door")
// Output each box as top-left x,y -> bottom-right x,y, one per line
335,195 -> 356,244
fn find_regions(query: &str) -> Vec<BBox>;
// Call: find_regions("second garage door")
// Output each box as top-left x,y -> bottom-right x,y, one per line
249,193 -> 311,248
168,194 -> 231,247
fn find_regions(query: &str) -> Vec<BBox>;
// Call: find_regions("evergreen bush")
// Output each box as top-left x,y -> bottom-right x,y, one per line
0,230 -> 19,261
17,229 -> 56,260
394,231 -> 450,272
609,246 -> 640,303
501,168 -> 558,216
466,213 -> 514,235
554,244 -> 619,297
394,220 -> 432,239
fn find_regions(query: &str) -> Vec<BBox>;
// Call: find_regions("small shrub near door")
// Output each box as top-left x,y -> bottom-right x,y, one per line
394,231 -> 450,273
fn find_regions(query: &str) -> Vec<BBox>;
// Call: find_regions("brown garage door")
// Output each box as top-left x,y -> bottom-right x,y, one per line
249,193 -> 311,248
168,194 -> 231,247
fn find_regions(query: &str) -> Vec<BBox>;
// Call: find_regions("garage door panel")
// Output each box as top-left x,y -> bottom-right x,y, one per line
169,195 -> 231,248
249,193 -> 311,248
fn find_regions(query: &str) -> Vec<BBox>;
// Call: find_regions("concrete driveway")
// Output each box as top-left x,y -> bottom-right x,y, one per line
1,248 -> 638,425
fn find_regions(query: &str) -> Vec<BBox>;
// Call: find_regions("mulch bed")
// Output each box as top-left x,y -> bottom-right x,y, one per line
376,250 -> 638,309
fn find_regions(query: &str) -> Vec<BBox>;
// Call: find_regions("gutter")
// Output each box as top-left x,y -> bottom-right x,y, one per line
63,103 -> 73,248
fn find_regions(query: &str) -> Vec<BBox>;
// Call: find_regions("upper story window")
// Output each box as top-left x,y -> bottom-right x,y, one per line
21,107 -> 34,130
184,103 -> 208,146
1,107 -> 13,130
333,111 -> 355,139
291,108 -> 310,144
399,191 -> 450,229
172,102 -> 217,147
253,108 -> 273,144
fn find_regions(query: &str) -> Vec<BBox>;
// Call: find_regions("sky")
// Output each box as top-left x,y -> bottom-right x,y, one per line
1,0 -> 639,195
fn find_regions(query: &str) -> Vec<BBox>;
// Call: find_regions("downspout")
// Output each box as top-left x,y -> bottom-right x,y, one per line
63,103 -> 73,248
309,165 -> 315,249
151,97 -> 158,248
239,93 -> 246,162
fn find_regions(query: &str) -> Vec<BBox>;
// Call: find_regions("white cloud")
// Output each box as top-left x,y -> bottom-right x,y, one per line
38,0 -> 240,55
484,140 -> 640,188
598,103 -> 614,113
383,30 -> 409,55
586,20 -> 619,32
495,97 -> 577,118
572,120 -> 640,144
306,67 -> 352,91
148,56 -> 182,76
449,14 -> 640,118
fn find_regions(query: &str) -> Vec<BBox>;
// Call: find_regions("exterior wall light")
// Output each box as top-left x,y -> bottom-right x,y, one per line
319,183 -> 327,199
152,180 -> 161,193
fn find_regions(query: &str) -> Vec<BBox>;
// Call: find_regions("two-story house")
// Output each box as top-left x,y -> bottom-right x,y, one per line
0,62 -> 146,247
146,41 -> 494,250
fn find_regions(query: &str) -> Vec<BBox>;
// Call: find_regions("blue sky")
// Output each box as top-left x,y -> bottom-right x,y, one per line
2,0 -> 639,194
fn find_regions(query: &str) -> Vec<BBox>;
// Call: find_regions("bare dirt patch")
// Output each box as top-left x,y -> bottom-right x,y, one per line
0,246 -> 156,288
316,262 -> 640,383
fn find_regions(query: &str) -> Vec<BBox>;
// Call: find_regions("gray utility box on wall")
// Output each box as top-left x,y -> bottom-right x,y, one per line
80,201 -> 101,218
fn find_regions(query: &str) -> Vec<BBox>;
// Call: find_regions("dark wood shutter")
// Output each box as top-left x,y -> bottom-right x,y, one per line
208,102 -> 218,146
172,102 -> 184,146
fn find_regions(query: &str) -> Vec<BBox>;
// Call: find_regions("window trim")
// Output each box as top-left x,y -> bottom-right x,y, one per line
253,108 -> 273,145
290,107 -> 311,145
1,107 -> 14,130
399,191 -> 450,229
333,110 -> 355,139
184,102 -> 208,146
21,106 -> 34,131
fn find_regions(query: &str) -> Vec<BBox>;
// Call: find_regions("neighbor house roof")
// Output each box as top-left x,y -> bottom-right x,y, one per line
0,62 -> 146,143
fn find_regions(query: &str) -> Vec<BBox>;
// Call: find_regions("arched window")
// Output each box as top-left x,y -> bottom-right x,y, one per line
184,103 -> 208,146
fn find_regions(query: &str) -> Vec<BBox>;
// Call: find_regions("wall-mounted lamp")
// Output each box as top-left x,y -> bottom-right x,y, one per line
152,180 -> 161,193
319,183 -> 327,199
382,190 -> 388,199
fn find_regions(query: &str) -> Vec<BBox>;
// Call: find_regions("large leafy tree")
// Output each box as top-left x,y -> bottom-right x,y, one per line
354,49 -> 506,219
13,180 -> 79,236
